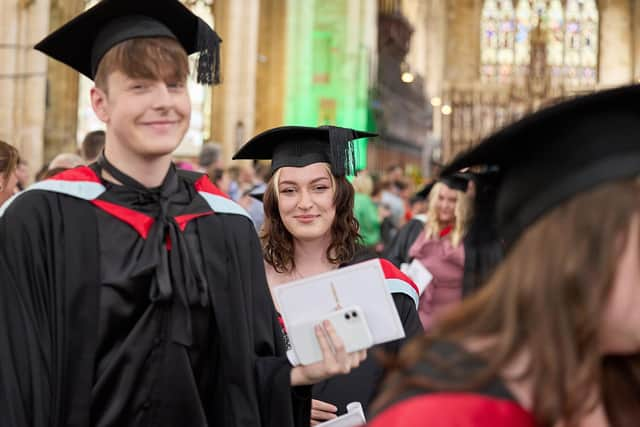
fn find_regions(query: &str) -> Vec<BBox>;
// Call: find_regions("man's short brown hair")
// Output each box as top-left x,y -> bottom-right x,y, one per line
94,37 -> 189,91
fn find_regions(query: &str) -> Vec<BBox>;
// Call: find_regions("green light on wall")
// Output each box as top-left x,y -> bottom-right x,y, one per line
284,0 -> 372,170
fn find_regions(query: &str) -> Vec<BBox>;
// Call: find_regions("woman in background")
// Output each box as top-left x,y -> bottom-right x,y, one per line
234,125 -> 422,425
408,175 -> 472,330
370,85 -> 640,427
0,140 -> 19,208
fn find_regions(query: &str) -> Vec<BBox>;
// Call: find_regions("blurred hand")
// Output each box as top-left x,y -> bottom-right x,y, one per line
310,399 -> 338,426
290,320 -> 367,386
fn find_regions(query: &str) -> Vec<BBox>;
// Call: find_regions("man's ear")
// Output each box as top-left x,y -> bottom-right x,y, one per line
90,86 -> 109,123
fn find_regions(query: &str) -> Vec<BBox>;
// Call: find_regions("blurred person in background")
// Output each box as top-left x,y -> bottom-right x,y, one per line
370,84 -> 640,427
383,181 -> 433,268
80,130 -> 106,164
0,140 -> 19,207
352,171 -> 381,249
408,175 -> 473,331
48,153 -> 85,170
15,157 -> 30,190
197,141 -> 222,172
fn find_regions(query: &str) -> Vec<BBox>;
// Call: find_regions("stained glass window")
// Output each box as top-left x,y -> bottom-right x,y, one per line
480,0 -> 598,86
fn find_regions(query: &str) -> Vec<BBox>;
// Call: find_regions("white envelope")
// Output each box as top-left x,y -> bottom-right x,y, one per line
274,259 -> 406,347
400,259 -> 433,296
317,402 -> 366,427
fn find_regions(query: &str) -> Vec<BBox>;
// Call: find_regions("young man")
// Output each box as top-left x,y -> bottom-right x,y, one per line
0,1 -> 363,426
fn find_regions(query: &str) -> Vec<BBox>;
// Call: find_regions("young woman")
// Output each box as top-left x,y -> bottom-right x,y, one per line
233,125 -> 423,425
369,85 -> 640,427
408,176 -> 472,330
0,141 -> 19,208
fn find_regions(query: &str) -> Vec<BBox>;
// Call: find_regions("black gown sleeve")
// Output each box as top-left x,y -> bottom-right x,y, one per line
248,226 -> 312,427
201,214 -> 310,427
382,220 -> 423,268
0,192 -> 99,427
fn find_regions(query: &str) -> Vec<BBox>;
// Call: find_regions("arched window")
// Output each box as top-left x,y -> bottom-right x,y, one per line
480,0 -> 599,87
76,0 -> 214,157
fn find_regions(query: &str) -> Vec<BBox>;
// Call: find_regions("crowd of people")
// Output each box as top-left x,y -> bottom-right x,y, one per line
1,0 -> 639,426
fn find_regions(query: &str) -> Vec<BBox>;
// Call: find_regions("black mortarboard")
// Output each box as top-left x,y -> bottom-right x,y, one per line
441,84 -> 640,245
232,126 -> 377,176
34,0 -> 222,85
439,173 -> 470,192
414,182 -> 435,200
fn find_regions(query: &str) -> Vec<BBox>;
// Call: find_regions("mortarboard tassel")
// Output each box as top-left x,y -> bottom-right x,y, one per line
196,18 -> 222,85
326,126 -> 358,177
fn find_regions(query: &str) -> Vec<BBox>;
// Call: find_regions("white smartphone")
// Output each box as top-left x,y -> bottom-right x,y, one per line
287,305 -> 373,366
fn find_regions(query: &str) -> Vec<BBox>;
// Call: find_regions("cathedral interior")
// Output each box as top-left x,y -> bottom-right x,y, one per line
2,0 -> 640,178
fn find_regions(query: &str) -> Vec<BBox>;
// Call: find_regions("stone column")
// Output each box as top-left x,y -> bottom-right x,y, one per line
0,0 -> 20,147
211,0 -> 261,165
632,0 -> 640,81
43,0 -> 84,163
254,0 -> 287,135
0,0 -> 51,175
445,0 -> 481,85
599,0 -> 633,87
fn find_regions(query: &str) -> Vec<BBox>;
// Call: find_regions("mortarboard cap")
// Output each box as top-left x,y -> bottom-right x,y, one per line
439,173 -> 470,192
414,182 -> 435,200
34,0 -> 222,84
441,84 -> 640,245
233,125 -> 376,177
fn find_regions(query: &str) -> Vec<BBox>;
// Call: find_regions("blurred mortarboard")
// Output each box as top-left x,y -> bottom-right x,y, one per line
34,0 -> 222,84
233,126 -> 376,177
439,173 -> 470,192
414,182 -> 435,200
441,84 -> 640,245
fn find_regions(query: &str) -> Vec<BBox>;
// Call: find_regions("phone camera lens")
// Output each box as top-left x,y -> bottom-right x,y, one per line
352,311 -> 358,317
345,313 -> 351,320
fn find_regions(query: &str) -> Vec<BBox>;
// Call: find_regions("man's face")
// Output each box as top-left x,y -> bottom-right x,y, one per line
91,70 -> 191,158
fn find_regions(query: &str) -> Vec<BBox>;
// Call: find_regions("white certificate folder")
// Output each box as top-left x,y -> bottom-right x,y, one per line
274,259 -> 406,346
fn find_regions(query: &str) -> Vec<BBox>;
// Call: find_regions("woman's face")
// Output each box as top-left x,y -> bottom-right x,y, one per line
0,170 -> 17,207
276,163 -> 336,243
601,214 -> 640,354
436,184 -> 458,224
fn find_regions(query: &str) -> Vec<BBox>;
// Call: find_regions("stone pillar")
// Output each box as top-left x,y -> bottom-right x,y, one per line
0,0 -> 51,175
599,0 -> 633,87
0,0 -> 20,147
445,0 -> 481,85
254,0 -> 287,135
211,0 -> 261,165
43,0 -> 84,163
632,0 -> 640,81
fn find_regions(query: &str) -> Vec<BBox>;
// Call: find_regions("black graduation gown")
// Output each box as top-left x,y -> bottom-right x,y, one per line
308,251 -> 424,417
311,293 -> 422,417
0,166 -> 310,427
381,218 -> 425,268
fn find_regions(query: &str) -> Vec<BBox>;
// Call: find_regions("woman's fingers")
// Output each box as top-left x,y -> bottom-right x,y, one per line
312,399 -> 338,413
315,324 -> 336,365
310,399 -> 338,425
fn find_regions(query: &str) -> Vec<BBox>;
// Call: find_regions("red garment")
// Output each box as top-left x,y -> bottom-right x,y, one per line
369,394 -> 537,427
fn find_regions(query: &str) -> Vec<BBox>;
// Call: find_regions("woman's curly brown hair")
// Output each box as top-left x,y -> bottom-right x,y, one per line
261,164 -> 360,273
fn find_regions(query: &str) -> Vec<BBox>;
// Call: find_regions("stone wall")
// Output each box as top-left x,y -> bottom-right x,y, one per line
0,0 -> 51,175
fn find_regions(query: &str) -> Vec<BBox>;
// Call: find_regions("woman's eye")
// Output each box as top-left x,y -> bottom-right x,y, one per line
280,188 -> 295,194
313,186 -> 329,192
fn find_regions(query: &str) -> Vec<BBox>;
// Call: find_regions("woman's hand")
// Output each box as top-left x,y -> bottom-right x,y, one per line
290,320 -> 367,386
310,399 -> 338,426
